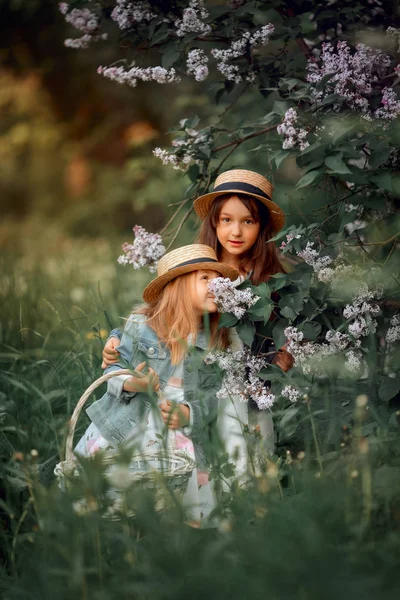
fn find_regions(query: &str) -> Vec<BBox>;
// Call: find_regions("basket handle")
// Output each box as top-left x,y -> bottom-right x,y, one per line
66,368 -> 143,462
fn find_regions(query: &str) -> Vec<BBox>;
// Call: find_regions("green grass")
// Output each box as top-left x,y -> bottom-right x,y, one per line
1,240 -> 400,600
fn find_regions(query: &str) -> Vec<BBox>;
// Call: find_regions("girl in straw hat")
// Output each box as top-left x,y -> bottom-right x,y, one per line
103,170 -> 292,462
194,169 -> 292,458
75,244 -> 238,525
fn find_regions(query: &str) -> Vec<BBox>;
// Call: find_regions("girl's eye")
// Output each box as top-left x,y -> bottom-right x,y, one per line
244,219 -> 254,225
221,217 -> 230,223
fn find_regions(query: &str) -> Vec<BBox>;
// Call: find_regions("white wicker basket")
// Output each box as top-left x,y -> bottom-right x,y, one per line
54,369 -> 195,515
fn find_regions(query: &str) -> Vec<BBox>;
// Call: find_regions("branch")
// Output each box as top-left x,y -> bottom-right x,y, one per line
212,124 -> 279,153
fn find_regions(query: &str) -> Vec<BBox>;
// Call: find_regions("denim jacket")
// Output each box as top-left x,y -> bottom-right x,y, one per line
88,314 -> 223,467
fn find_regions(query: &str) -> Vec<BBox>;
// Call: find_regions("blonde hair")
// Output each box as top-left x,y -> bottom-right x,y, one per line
138,271 -> 229,364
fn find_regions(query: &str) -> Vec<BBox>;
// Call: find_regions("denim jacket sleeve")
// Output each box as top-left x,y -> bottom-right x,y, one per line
105,316 -> 144,402
106,328 -> 122,343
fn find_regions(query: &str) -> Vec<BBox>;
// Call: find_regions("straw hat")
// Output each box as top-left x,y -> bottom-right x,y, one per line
193,169 -> 285,232
143,244 -> 239,303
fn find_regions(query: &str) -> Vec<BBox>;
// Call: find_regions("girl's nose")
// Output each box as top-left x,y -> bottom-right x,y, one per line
231,222 -> 242,236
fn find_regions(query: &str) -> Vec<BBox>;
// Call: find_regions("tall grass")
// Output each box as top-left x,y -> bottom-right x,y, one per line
1,237 -> 400,599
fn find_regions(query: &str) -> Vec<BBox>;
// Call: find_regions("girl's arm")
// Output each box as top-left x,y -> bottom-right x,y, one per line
104,317 -> 158,399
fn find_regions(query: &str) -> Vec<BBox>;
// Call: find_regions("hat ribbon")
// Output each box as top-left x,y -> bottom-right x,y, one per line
212,181 -> 271,200
168,257 -> 218,271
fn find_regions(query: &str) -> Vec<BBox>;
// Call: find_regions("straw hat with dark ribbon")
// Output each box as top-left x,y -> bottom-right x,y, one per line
143,244 -> 238,303
193,169 -> 285,233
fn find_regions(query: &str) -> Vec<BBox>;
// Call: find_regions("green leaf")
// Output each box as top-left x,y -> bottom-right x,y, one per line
299,321 -> 322,340
325,155 -> 352,174
274,150 -> 289,168
218,313 -> 239,328
280,306 -> 297,320
187,164 -> 199,183
272,318 -> 289,348
278,406 -> 300,441
161,47 -> 181,69
379,377 -> 400,402
370,172 -> 393,192
296,169 -> 323,189
236,320 -> 255,347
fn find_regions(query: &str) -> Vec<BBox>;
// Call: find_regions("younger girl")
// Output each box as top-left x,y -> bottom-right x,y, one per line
75,244 -> 238,524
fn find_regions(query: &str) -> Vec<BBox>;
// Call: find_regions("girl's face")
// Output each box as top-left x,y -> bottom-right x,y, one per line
189,270 -> 220,315
215,195 -> 260,258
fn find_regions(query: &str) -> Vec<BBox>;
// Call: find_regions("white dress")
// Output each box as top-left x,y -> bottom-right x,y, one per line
75,362 -> 216,525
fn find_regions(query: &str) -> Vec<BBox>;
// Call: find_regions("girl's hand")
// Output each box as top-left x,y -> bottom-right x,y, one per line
123,362 -> 160,394
273,346 -> 294,373
101,336 -> 121,369
159,401 -> 190,429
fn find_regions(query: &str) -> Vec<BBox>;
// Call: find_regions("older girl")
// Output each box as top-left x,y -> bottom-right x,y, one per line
103,170 -> 292,462
75,244 -> 238,525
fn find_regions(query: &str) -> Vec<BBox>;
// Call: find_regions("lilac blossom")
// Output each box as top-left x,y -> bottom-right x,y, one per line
297,242 -> 333,272
205,348 -> 275,410
344,350 -> 363,373
375,87 -> 400,121
97,64 -> 180,87
186,49 -> 209,82
281,385 -> 301,403
386,314 -> 400,344
277,108 -> 309,151
118,225 -> 166,272
152,147 -> 197,171
175,0 -> 211,38
111,0 -> 156,30
59,2 -> 106,48
207,277 -> 260,320
306,42 -> 398,119
387,27 -> 400,53
279,231 -> 302,250
211,24 -> 274,82
154,124 -> 210,170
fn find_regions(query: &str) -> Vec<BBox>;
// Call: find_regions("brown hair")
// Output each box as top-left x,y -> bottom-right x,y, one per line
138,271 -> 229,364
197,194 -> 285,285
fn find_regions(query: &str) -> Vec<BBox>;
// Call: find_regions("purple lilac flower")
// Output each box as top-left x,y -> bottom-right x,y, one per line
306,41 -> 398,119
118,225 -> 166,272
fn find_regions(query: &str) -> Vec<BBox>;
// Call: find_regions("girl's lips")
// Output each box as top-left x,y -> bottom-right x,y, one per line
228,240 -> 244,245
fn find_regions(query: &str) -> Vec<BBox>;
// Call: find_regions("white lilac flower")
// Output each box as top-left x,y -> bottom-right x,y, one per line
284,327 -> 304,342
64,33 -> 107,49
281,385 -> 301,403
152,147 -> 196,171
211,24 -> 274,82
317,267 -> 335,284
97,64 -> 180,88
207,277 -> 260,320
205,347 -> 274,410
306,41 -> 395,119
277,108 -> 310,152
175,0 -> 211,37
297,242 -> 332,272
118,225 -> 166,272
186,49 -> 209,82
386,314 -> 400,344
59,2 -> 107,48
111,0 -> 156,30
325,330 -> 351,351
344,349 -> 362,373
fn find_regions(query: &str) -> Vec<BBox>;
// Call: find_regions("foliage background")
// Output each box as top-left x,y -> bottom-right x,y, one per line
1,1 -> 400,598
